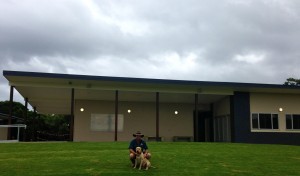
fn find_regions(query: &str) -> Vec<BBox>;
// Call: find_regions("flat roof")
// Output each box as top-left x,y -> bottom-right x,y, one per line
3,70 -> 300,114
3,70 -> 299,89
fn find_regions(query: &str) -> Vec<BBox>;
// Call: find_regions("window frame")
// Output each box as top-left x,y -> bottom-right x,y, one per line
251,113 -> 279,130
286,114 -> 300,130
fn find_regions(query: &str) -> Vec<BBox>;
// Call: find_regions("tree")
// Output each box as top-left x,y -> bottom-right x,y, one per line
0,101 -> 26,120
36,114 -> 70,141
0,101 -> 70,141
284,78 -> 300,86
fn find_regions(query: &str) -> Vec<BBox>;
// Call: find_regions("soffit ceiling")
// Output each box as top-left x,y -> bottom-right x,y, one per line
4,71 -> 300,114
13,86 -> 227,114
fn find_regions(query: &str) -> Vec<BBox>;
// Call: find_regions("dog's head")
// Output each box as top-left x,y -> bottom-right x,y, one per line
136,147 -> 142,155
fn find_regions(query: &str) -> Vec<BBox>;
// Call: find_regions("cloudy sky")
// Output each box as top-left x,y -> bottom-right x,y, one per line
1,0 -> 300,103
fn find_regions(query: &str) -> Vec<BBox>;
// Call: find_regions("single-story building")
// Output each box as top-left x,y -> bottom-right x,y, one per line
0,113 -> 25,141
2,70 -> 300,145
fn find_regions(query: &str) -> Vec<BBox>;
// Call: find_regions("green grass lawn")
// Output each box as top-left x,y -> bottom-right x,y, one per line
0,142 -> 299,176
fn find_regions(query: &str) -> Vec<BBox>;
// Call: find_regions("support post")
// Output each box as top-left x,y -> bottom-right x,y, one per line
114,90 -> 119,141
7,86 -> 14,140
33,107 -> 37,141
156,92 -> 160,141
70,88 -> 75,141
209,103 -> 214,142
194,94 -> 199,142
23,97 -> 28,141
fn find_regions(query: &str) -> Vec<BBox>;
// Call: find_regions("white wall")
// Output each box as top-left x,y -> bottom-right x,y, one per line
0,128 -> 7,140
74,100 -> 196,142
213,96 -> 230,117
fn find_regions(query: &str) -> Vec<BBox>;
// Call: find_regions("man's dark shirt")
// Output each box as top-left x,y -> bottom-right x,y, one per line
129,139 -> 148,152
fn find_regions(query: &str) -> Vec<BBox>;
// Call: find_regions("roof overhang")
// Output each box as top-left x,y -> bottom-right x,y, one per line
3,70 -> 300,114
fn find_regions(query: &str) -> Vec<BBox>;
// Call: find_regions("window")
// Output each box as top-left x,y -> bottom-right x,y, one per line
272,114 -> 279,129
252,113 -> 259,129
251,113 -> 279,130
90,114 -> 124,132
286,114 -> 300,130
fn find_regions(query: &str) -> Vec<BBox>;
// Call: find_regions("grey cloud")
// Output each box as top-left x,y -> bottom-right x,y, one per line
2,0 -> 299,64
0,1 -> 129,60
0,0 -> 300,100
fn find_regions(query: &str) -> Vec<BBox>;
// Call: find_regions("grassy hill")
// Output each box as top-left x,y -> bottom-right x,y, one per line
0,142 -> 299,175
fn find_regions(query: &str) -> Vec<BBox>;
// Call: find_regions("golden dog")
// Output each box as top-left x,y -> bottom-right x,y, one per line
141,156 -> 151,170
133,147 -> 144,170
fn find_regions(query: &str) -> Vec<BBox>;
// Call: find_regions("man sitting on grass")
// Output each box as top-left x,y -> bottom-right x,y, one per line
129,131 -> 151,167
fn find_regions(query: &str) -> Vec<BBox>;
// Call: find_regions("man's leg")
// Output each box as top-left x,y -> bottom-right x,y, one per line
129,152 -> 136,167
